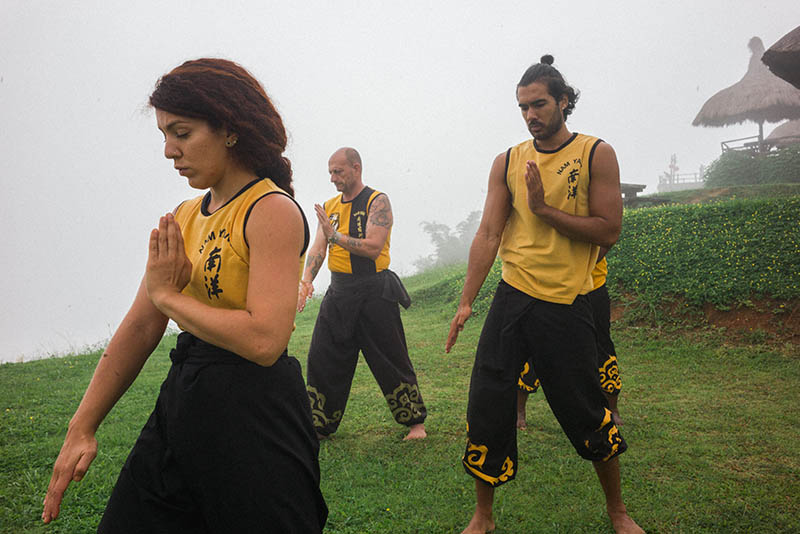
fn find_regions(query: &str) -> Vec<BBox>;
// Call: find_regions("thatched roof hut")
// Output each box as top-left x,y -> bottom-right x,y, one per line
693,37 -> 800,144
766,119 -> 800,148
762,25 -> 800,90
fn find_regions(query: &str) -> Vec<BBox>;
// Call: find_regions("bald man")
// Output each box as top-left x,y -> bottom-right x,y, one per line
298,147 -> 427,441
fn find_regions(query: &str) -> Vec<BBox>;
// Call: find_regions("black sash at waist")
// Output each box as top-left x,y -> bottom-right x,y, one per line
169,331 -> 287,365
329,269 -> 410,309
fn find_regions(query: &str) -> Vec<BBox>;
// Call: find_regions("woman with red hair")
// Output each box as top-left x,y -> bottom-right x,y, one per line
42,58 -> 328,533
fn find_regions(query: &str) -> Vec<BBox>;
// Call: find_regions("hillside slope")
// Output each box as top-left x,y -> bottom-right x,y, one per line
406,192 -> 799,338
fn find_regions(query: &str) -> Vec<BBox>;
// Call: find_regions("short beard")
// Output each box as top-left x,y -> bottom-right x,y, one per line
530,112 -> 564,141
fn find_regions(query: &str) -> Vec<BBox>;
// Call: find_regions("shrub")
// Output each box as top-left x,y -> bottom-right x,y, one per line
704,145 -> 800,187
608,196 -> 800,308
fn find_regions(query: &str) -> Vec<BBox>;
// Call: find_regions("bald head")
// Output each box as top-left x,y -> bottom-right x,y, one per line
330,147 -> 362,169
328,147 -> 364,198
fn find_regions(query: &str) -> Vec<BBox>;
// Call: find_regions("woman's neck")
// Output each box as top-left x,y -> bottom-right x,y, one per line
206,167 -> 258,213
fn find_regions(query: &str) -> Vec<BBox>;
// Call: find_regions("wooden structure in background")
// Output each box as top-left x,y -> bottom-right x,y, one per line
693,37 -> 800,148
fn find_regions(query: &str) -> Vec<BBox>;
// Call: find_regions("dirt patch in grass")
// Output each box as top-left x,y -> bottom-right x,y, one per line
611,298 -> 799,345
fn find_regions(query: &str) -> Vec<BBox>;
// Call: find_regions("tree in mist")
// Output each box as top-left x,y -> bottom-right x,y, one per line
414,210 -> 481,272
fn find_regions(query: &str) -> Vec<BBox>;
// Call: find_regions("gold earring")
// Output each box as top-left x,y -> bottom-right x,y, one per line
226,137 -> 237,148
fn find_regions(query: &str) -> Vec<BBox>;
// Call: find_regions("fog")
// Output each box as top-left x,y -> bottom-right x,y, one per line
1,1 -> 797,362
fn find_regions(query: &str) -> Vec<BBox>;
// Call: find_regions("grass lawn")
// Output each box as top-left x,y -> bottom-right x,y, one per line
2,272 -> 799,533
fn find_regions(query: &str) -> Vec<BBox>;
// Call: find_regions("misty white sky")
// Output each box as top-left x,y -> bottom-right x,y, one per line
1,1 -> 798,362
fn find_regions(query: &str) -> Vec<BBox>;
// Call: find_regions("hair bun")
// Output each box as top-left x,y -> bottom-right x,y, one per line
540,54 -> 554,65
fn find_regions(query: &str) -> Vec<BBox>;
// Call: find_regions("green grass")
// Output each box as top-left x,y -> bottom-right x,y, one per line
2,273 -> 799,533
3,189 -> 799,532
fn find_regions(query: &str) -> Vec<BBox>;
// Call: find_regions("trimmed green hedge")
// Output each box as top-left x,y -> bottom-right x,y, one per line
410,195 -> 800,315
608,196 -> 800,308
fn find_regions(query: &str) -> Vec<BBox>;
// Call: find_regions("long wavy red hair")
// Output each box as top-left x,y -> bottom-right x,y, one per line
149,58 -> 294,196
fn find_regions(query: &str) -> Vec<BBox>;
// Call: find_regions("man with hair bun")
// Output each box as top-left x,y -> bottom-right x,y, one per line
446,55 -> 644,533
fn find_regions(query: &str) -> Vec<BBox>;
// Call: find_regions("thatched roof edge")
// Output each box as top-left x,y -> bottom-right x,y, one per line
762,26 -> 800,90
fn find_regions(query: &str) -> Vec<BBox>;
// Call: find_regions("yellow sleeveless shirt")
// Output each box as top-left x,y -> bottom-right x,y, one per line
174,178 -> 308,317
499,133 -> 602,304
591,257 -> 608,290
324,186 -> 391,275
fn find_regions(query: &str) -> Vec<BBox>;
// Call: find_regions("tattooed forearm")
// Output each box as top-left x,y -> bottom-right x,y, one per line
344,236 -> 362,248
368,194 -> 393,229
307,252 -> 324,280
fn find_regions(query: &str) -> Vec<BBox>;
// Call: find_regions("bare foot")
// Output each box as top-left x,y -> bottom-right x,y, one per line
608,507 -> 644,534
460,513 -> 495,534
403,423 -> 427,440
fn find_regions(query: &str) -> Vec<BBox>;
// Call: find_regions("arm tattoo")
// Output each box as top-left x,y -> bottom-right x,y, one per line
368,194 -> 393,229
308,252 -> 324,279
345,236 -> 362,248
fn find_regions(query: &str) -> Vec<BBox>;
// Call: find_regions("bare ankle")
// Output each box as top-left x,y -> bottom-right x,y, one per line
403,423 -> 427,440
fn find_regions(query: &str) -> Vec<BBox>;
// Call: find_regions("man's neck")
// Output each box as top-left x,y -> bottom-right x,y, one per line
534,127 -> 572,152
342,182 -> 366,202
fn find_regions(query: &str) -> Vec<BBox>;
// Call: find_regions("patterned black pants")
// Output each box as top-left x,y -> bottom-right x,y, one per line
518,283 -> 621,396
306,272 -> 427,436
464,281 -> 626,487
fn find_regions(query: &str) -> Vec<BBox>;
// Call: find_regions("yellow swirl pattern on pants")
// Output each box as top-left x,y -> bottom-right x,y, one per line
307,385 -> 343,429
598,354 -> 621,395
385,382 -> 425,423
517,362 -> 540,392
585,407 -> 624,462
463,435 -> 515,486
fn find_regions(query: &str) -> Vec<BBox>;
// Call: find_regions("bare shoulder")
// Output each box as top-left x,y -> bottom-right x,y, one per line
370,191 -> 392,209
368,192 -> 393,227
250,192 -> 302,220
246,193 -> 304,250
492,150 -> 508,169
591,141 -> 619,172
589,141 -> 619,182
489,150 -> 509,180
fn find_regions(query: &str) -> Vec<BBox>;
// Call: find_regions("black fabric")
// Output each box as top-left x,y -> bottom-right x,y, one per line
518,282 -> 619,394
382,269 -> 411,309
306,271 -> 426,436
464,281 -> 626,487
345,186 -> 377,275
587,283 -> 616,358
98,333 -> 327,533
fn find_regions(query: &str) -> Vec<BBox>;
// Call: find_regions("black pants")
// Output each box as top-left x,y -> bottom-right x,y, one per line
98,333 -> 328,533
306,271 -> 427,436
518,283 -> 621,395
464,281 -> 626,487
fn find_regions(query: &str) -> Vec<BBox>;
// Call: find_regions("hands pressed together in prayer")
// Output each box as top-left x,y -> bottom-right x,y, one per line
524,160 -> 547,215
314,204 -> 336,242
145,213 -> 192,308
